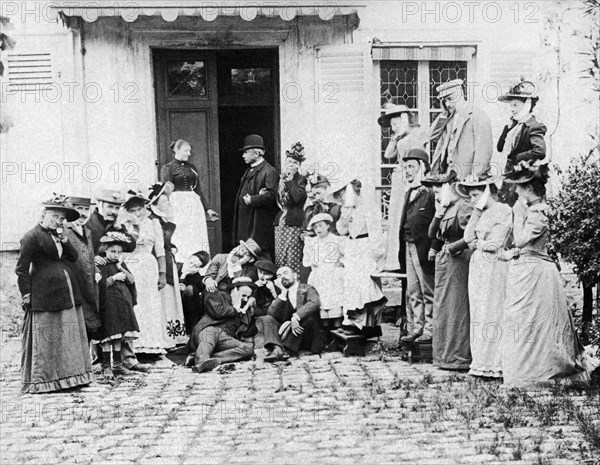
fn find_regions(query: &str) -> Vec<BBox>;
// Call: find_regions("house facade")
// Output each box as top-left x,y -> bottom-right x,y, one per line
0,1 -> 596,252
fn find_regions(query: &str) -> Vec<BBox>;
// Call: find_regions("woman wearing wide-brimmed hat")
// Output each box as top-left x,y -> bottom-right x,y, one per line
495,78 -> 548,205
378,104 -> 428,270
499,163 -> 589,388
161,139 -> 219,263
16,194 -> 94,393
273,142 -> 308,274
423,172 -> 473,370
457,175 -> 512,378
148,182 -> 188,345
122,191 -> 175,354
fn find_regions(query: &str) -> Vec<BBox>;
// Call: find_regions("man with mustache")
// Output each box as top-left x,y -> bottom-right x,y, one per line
64,196 -> 102,344
86,189 -> 149,373
203,238 -> 261,292
256,266 -> 323,362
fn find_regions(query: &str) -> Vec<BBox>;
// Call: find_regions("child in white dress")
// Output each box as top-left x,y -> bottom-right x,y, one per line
303,213 -> 346,343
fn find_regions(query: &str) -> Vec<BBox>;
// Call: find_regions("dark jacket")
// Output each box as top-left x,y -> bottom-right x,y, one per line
274,172 -> 307,227
160,160 -> 210,211
233,160 -> 280,249
497,115 -> 547,172
16,224 -> 82,312
87,210 -> 134,254
193,291 -> 253,338
64,223 -> 101,330
399,186 -> 436,273
428,199 -> 473,255
203,254 -> 259,291
267,283 -> 323,353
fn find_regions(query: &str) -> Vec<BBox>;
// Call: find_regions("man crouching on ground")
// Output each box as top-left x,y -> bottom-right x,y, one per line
187,277 -> 256,373
257,266 -> 324,362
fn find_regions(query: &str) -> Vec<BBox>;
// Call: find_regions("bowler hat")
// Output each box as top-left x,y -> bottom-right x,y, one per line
41,193 -> 80,222
239,134 -> 266,152
95,189 -> 125,205
403,148 -> 431,171
239,238 -> 262,260
436,79 -> 464,99
377,104 -> 416,128
499,78 -> 539,102
227,276 -> 257,292
255,260 -> 277,276
68,196 -> 95,207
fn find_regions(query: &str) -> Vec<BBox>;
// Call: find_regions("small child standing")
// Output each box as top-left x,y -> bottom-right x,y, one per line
302,213 -> 345,344
96,232 -> 140,379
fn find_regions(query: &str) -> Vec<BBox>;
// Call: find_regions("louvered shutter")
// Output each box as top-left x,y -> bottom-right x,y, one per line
5,52 -> 53,90
314,44 -> 378,191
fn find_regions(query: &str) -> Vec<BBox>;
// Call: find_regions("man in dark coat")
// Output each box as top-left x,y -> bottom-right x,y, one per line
64,196 -> 101,339
232,134 -> 280,260
399,149 -> 436,344
187,277 -> 256,373
203,238 -> 261,292
87,189 -> 148,373
256,266 -> 323,362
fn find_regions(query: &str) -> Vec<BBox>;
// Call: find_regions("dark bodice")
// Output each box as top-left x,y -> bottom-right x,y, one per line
168,160 -> 198,192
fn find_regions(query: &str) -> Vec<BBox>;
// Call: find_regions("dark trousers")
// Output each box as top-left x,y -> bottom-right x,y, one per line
192,326 -> 253,365
182,284 -> 203,334
256,314 -> 323,354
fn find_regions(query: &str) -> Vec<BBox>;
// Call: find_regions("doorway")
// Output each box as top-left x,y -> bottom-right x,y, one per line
154,48 -> 279,255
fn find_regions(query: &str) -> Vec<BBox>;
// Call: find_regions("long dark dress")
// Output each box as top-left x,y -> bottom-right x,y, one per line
16,224 -> 94,394
97,261 -> 139,341
429,198 -> 473,370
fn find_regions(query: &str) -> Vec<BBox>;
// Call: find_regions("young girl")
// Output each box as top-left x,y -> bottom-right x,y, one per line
96,232 -> 139,379
303,213 -> 346,341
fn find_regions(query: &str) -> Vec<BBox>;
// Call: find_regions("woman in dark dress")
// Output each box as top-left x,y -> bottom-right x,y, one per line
160,139 -> 219,262
424,172 -> 473,370
274,142 -> 307,274
16,195 -> 94,393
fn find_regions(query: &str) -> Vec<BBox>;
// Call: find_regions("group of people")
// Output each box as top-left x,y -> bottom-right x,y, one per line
15,77 -> 589,394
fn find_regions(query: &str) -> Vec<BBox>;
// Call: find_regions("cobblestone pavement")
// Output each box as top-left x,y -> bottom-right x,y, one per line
1,323 -> 599,465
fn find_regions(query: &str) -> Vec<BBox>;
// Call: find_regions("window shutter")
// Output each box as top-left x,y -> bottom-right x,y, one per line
6,52 -> 54,90
315,44 -> 378,191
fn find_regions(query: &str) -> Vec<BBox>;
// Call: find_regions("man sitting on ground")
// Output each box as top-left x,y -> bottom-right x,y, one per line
256,266 -> 324,362
187,277 -> 256,373
203,239 -> 261,292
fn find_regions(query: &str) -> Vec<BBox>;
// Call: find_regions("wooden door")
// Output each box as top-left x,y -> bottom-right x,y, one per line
153,50 -> 221,253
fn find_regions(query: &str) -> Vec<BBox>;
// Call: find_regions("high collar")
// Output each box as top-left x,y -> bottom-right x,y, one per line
250,158 -> 265,168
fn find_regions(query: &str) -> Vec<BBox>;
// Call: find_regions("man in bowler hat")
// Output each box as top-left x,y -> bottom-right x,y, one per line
232,134 -> 280,260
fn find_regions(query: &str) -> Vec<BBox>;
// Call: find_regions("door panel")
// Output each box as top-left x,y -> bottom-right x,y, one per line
154,50 -> 221,253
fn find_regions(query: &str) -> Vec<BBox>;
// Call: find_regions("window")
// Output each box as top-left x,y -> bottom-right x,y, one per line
377,59 -> 468,220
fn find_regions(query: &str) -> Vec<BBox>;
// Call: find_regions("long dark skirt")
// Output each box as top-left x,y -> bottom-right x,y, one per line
274,225 -> 303,274
21,273 -> 94,394
432,249 -> 472,370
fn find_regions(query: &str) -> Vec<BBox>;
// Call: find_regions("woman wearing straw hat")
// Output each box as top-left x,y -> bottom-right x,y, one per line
122,191 -> 174,355
456,175 -> 512,378
423,172 -> 473,370
161,139 -> 219,263
274,142 -> 308,274
499,164 -> 588,388
16,194 -> 94,393
378,104 -> 428,271
148,182 -> 187,345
